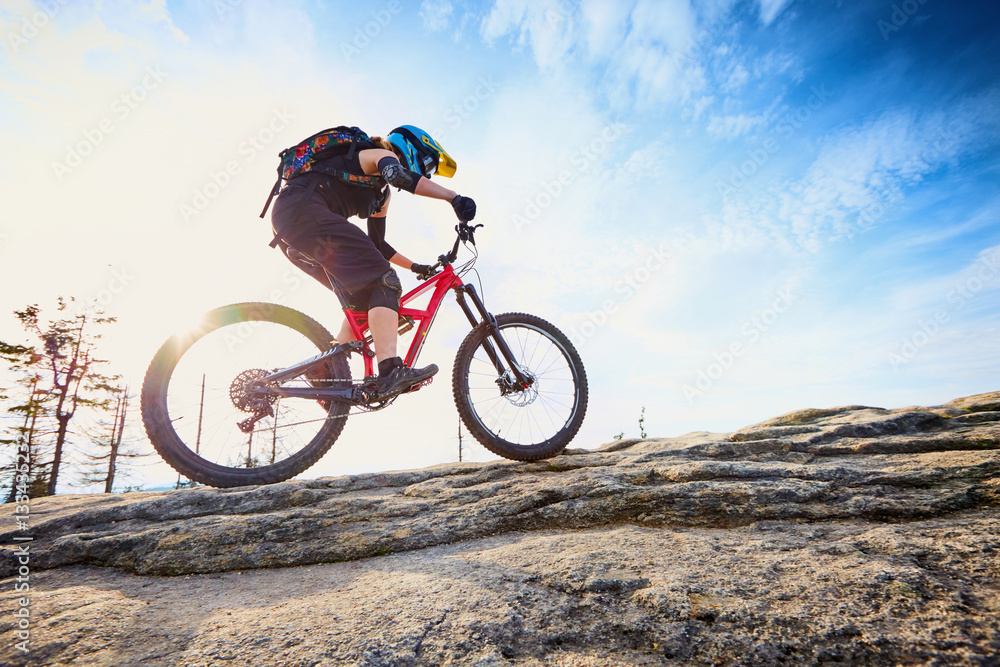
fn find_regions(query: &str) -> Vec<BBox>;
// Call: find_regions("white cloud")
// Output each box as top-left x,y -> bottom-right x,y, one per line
888,242 -> 1000,316
138,0 -> 188,42
721,61 -> 749,91
420,0 -> 454,32
688,95 -> 715,121
898,199 -> 1000,249
706,112 -> 767,139
757,0 -> 792,25
480,0 -> 793,114
481,0 -> 575,70
579,0 -> 631,59
711,94 -> 1000,254
482,0 -> 704,107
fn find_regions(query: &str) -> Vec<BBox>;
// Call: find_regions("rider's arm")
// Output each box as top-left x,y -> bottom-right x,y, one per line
360,149 -> 421,193
360,149 -> 473,222
367,218 -> 417,270
367,196 -> 416,270
360,149 -> 458,201
413,176 -> 456,202
366,216 -> 397,261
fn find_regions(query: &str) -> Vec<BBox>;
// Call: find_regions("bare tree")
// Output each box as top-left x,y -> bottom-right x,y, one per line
76,385 -> 149,492
3,299 -> 119,495
1,345 -> 52,501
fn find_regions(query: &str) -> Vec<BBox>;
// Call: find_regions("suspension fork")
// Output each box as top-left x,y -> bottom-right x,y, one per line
453,284 -> 531,387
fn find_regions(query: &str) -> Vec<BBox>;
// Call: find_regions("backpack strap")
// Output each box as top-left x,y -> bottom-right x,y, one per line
310,164 -> 384,189
259,172 -> 282,219
345,126 -> 363,160
263,126 -> 383,245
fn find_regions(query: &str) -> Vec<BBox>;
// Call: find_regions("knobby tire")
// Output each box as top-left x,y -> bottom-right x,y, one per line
140,302 -> 350,488
452,312 -> 588,461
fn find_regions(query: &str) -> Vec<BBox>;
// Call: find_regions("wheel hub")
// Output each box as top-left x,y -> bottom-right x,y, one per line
229,369 -> 276,413
497,368 -> 538,406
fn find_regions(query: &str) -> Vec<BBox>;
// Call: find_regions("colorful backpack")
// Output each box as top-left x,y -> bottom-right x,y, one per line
259,126 -> 385,221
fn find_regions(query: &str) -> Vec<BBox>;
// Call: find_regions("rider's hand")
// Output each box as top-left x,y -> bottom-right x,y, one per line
451,195 -> 477,222
411,263 -> 439,280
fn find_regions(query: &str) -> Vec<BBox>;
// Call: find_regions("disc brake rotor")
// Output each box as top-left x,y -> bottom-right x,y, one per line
497,368 -> 538,407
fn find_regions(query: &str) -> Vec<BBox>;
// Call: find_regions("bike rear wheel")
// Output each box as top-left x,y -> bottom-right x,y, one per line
140,302 -> 351,488
452,312 -> 588,461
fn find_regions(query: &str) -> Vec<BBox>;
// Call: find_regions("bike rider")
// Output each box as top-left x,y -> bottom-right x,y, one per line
270,125 -> 477,399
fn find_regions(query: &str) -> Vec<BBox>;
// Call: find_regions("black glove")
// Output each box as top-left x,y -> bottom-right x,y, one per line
451,195 -> 477,222
411,263 -> 439,281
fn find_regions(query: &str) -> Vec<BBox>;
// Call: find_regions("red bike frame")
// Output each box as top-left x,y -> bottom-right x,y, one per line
341,265 -> 465,377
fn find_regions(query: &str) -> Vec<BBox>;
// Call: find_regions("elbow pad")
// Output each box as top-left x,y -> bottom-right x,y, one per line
378,156 -> 420,194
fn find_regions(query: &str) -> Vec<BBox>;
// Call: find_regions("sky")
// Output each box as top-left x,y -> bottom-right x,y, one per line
0,0 -> 998,492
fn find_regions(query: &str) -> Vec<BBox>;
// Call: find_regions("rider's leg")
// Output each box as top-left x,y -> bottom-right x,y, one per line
367,306 -> 398,363
365,271 -> 438,396
335,319 -> 356,345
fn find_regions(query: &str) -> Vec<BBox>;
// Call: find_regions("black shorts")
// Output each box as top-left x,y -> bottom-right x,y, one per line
271,179 -> 391,298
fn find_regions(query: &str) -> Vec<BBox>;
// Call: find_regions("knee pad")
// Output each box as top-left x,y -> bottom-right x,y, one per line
367,269 -> 402,312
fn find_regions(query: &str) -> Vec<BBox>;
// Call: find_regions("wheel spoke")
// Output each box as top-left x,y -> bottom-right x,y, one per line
143,303 -> 351,487
454,314 -> 587,457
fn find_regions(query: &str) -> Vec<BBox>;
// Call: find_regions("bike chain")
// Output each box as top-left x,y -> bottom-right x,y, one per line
246,380 -> 435,433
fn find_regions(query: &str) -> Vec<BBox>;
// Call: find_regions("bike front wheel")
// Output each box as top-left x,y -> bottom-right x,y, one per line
452,312 -> 588,461
140,302 -> 351,488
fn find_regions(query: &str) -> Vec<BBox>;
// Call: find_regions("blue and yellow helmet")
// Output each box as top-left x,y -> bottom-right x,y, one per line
387,125 -> 457,179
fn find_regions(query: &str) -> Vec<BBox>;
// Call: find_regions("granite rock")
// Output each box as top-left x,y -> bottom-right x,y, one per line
1,391 -> 997,665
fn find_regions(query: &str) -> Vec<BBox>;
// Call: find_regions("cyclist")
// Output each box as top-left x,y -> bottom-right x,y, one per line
270,125 -> 477,398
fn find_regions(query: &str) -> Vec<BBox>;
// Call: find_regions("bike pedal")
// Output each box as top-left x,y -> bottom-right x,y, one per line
405,377 -> 434,393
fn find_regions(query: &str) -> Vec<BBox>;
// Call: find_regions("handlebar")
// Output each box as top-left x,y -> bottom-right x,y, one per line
434,221 -> 483,270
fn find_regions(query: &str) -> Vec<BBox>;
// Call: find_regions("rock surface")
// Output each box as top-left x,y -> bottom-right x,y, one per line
2,391 -> 998,665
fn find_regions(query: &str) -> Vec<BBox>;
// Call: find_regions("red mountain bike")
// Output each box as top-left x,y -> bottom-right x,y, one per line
140,222 -> 588,488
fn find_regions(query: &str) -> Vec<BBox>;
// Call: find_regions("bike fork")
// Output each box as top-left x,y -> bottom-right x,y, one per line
453,285 -> 531,387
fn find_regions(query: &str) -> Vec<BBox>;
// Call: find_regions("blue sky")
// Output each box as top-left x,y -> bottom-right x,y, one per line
1,0 -> 998,491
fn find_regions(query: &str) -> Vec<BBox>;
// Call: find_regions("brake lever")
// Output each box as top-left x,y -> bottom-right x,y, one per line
457,222 -> 484,245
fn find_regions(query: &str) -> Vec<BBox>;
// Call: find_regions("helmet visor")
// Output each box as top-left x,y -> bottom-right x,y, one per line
436,147 -> 457,178
416,131 -> 457,178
